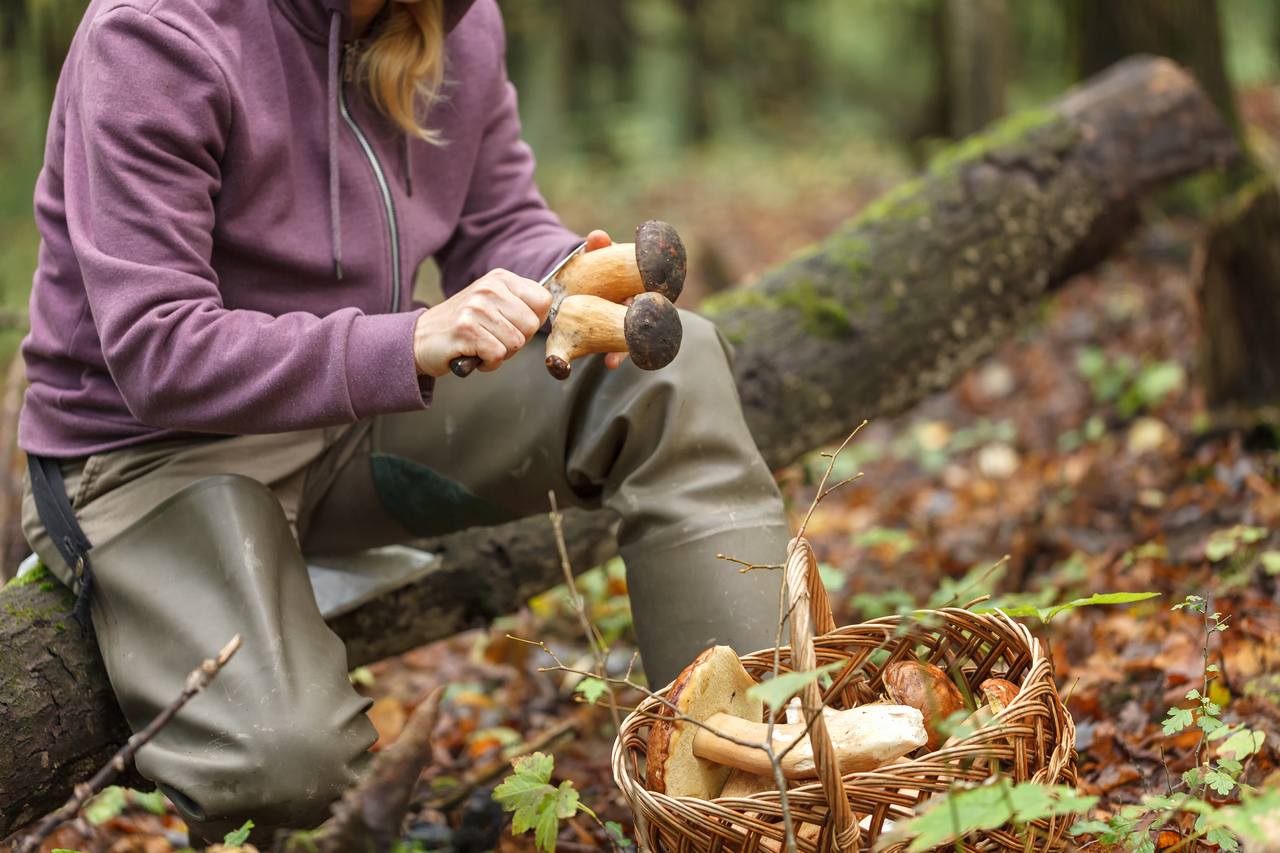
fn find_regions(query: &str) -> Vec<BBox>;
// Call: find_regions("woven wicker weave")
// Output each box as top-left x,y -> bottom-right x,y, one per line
612,539 -> 1078,853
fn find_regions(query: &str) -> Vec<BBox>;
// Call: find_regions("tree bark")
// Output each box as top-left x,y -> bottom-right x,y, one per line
1195,178 -> 1280,406
1067,0 -> 1280,410
935,0 -> 1009,138
1068,0 -> 1240,138
0,56 -> 1238,837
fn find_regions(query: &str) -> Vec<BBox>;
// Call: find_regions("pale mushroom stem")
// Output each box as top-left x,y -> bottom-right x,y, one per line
691,705 -> 927,780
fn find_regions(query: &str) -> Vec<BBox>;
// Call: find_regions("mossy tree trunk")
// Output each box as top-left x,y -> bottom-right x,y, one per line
0,56 -> 1239,837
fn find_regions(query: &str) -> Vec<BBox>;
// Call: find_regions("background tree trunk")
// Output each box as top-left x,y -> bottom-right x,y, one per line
935,0 -> 1009,138
1068,0 -> 1241,137
1067,0 -> 1280,406
0,56 -> 1240,837
1195,178 -> 1280,406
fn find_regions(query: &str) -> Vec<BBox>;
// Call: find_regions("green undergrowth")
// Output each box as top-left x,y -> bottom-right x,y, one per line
2,560 -> 48,589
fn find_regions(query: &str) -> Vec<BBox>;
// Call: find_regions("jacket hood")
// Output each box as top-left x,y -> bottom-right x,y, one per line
275,0 -> 478,43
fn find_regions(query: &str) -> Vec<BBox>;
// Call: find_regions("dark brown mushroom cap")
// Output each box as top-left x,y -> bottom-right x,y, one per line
624,292 -> 682,371
882,660 -> 967,751
979,678 -> 1020,713
635,220 -> 686,303
545,355 -> 572,380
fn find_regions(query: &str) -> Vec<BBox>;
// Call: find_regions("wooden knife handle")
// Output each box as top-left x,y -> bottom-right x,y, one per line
448,355 -> 482,377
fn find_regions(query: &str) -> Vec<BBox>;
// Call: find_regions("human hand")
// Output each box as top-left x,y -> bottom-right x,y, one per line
413,268 -> 551,376
580,229 -> 629,370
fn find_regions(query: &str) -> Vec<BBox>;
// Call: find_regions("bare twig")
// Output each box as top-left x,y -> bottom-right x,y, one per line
547,492 -> 647,853
938,555 -> 1011,609
795,420 -> 866,542
715,553 -> 785,573
17,635 -> 244,853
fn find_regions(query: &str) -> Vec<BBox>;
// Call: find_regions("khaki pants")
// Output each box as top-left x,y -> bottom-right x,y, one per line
22,314 -> 788,838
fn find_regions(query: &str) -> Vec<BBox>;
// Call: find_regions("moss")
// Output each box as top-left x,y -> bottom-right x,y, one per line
855,176 -> 930,225
39,582 -> 54,592
699,288 -> 772,318
2,562 -> 49,590
927,106 -> 1064,175
778,281 -> 852,340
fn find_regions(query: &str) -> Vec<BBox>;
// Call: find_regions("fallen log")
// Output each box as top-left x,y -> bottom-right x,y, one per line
0,55 -> 1237,835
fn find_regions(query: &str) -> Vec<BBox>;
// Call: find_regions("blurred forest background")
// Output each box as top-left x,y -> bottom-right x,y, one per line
0,0 -> 1277,318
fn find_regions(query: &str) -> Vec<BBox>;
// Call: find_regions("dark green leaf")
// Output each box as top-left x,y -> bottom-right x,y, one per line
604,821 -> 632,847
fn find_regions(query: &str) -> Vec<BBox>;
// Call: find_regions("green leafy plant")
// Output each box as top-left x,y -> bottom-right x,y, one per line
493,752 -> 629,853
1070,595 -> 1268,852
81,786 -> 169,826
1075,348 -> 1185,417
851,526 -> 918,559
529,557 -> 633,645
1205,525 -> 1267,562
977,591 -> 1161,624
848,587 -> 916,619
224,820 -> 254,847
890,779 -> 1096,852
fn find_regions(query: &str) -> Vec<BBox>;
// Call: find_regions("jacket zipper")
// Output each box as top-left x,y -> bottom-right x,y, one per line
339,44 -> 401,314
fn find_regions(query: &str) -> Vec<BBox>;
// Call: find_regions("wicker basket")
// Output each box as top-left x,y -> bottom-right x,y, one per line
612,538 -> 1078,853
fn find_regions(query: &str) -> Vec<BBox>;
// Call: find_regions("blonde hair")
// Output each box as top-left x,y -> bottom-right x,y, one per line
356,1 -> 447,143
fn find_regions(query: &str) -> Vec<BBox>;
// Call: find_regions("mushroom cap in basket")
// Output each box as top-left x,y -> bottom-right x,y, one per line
646,645 -> 762,799
883,660 -> 967,751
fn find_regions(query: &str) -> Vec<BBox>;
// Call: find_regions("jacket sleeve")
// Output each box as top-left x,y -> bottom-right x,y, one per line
64,9 -> 431,435
434,32 -> 584,296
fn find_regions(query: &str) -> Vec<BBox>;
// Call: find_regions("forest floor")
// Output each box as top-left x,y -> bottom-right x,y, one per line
10,89 -> 1280,853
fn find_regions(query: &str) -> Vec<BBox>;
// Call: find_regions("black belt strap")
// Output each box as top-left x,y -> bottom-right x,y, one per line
28,454 -> 95,636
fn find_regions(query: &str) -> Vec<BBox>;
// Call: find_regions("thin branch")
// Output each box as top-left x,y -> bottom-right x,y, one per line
715,553 -> 785,573
817,473 -> 864,503
795,420 -> 866,542
17,635 -> 244,853
938,556 -> 1011,609
547,492 -> 645,853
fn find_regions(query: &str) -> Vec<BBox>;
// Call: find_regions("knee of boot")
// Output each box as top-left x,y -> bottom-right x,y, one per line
149,713 -> 376,840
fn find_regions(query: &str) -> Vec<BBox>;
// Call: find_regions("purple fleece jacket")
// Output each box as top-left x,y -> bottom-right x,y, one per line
19,0 -> 582,458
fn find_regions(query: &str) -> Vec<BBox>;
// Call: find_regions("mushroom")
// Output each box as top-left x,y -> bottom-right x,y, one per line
646,646 -> 928,799
882,661 -> 968,752
546,220 -> 686,321
938,677 -> 1021,753
545,292 -> 682,380
646,645 -> 763,800
979,678 -> 1019,713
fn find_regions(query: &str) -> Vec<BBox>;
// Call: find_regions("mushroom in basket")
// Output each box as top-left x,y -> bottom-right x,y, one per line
646,646 -> 929,799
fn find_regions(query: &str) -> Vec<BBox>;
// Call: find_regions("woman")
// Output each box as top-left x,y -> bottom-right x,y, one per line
19,0 -> 788,840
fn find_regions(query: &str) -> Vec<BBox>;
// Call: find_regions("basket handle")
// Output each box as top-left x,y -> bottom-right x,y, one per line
785,538 -> 859,853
